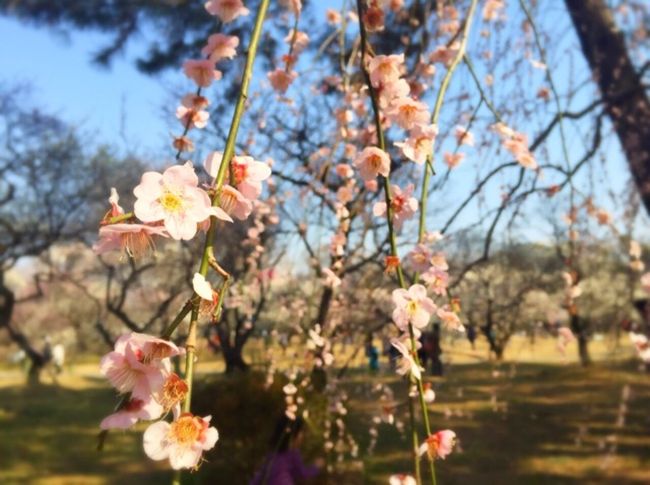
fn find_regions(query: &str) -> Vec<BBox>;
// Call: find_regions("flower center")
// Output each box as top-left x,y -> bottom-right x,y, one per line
406,300 -> 419,316
232,162 -> 247,185
368,154 -> 382,170
391,195 -> 405,214
170,415 -> 201,445
159,373 -> 188,410
159,190 -> 184,213
220,188 -> 237,213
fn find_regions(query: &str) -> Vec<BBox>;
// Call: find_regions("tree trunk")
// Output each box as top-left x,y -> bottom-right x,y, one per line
570,313 -> 591,366
222,345 -> 249,374
1,279 -> 47,384
565,0 -> 650,214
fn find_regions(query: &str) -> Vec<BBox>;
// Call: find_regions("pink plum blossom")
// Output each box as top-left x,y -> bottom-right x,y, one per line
386,97 -> 430,130
391,338 -> 423,380
419,430 -> 456,460
204,0 -> 250,23
143,413 -> 219,469
268,69 -> 297,94
444,152 -> 465,169
182,59 -> 222,87
373,184 -> 418,229
100,333 -> 181,400
219,184 -> 253,220
389,475 -> 417,485
201,34 -> 239,62
100,396 -> 164,430
437,306 -> 463,331
368,54 -> 405,87
93,223 -> 168,258
394,124 -> 438,164
454,126 -> 474,146
354,147 -> 391,181
408,244 -> 433,273
284,30 -> 310,54
392,284 -> 436,331
204,152 -> 271,200
422,268 -> 449,295
176,105 -> 209,130
134,162 -> 231,240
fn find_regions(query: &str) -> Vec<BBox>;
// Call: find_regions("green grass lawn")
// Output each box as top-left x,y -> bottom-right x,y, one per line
0,338 -> 649,484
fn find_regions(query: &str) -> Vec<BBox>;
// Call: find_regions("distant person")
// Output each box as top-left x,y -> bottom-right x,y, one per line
466,324 -> 477,350
52,344 -> 65,374
250,415 -> 322,485
365,335 -> 379,372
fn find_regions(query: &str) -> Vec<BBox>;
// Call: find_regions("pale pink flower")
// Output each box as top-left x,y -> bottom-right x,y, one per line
421,268 -> 449,295
444,152 -> 465,169
337,185 -> 355,204
437,306 -> 463,330
280,0 -> 302,15
386,97 -> 430,130
418,430 -> 456,460
354,147 -> 391,181
373,184 -> 418,229
134,162 -> 231,241
430,44 -> 459,66
335,164 -> 354,179
389,475 -> 417,485
395,124 -> 438,164
391,338 -> 423,380
454,126 -> 474,146
204,0 -> 250,22
183,59 -> 222,87
176,105 -> 210,130
408,244 -> 433,273
204,152 -> 271,200
100,333 -> 181,399
367,54 -> 405,88
392,284 -> 436,330
268,68 -> 298,94
100,396 -> 164,430
193,273 -> 220,314
143,413 -> 219,469
378,78 -> 411,107
630,241 -> 642,259
93,223 -> 168,258
284,30 -> 309,53
219,184 -> 253,220
483,0 -> 505,21
595,209 -> 612,225
201,34 -> 239,62
326,9 -> 341,25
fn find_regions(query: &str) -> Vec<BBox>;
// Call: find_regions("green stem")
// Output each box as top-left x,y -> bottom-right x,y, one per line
408,395 -> 422,485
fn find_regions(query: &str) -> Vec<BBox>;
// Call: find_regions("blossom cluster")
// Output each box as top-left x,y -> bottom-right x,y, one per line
100,333 -> 218,469
268,0 -> 306,94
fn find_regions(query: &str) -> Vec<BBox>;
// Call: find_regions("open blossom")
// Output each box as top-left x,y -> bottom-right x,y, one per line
326,9 -> 341,25
430,43 -> 459,66
201,34 -> 239,62
422,268 -> 449,295
183,59 -> 222,87
193,273 -> 220,315
204,152 -> 271,200
268,68 -> 298,94
100,333 -> 181,399
395,124 -> 438,164
419,430 -> 456,460
368,54 -> 405,87
391,338 -> 423,380
386,97 -> 430,130
392,284 -> 436,330
454,126 -> 474,146
280,0 -> 302,15
134,162 -> 231,241
437,306 -> 463,330
93,223 -> 168,258
100,396 -> 164,430
284,30 -> 309,53
483,0 -> 505,21
354,146 -> 391,181
493,123 -> 537,169
219,184 -> 253,220
409,244 -> 433,272
378,78 -> 411,107
176,106 -> 209,130
373,184 -> 418,229
144,413 -> 219,469
444,152 -> 465,169
204,0 -> 250,23
630,333 -> 650,362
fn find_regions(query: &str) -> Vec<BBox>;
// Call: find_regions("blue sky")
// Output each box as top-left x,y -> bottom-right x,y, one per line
1,4 -> 647,245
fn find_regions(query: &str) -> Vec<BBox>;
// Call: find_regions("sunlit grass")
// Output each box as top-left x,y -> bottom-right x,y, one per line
0,336 -> 648,484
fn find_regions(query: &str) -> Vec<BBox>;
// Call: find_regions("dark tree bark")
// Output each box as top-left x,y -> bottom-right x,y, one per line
570,313 -> 591,367
0,277 -> 47,384
565,0 -> 650,214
